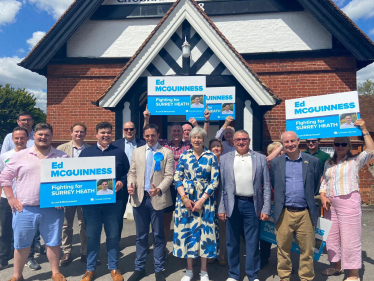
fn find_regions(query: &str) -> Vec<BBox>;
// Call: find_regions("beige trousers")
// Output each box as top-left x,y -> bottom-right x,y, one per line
61,206 -> 87,255
275,208 -> 315,281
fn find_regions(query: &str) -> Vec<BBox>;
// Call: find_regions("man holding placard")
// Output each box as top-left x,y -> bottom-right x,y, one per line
127,124 -> 174,281
0,123 -> 69,281
79,122 -> 129,281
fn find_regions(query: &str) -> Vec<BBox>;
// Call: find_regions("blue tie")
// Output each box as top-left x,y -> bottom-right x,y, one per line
145,147 -> 154,192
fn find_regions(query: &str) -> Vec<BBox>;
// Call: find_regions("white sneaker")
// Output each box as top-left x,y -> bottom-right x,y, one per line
226,278 -> 238,281
200,270 -> 210,281
181,269 -> 194,281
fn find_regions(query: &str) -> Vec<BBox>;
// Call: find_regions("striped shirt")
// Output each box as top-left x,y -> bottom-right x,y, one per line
320,150 -> 374,197
158,139 -> 191,170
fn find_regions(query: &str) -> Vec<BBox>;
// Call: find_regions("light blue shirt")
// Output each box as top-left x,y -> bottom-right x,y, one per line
1,130 -> 35,154
125,139 -> 137,164
144,142 -> 158,192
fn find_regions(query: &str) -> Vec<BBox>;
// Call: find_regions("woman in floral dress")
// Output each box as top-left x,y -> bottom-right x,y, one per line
173,126 -> 220,281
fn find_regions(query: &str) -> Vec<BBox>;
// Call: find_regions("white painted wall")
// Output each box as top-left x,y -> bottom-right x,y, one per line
244,100 -> 253,150
67,11 -> 332,58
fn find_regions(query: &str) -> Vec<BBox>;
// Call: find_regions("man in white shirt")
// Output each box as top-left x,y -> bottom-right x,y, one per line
57,122 -> 91,267
340,115 -> 356,129
0,127 -> 29,270
222,104 -> 234,114
1,111 -> 35,154
218,130 -> 271,281
190,96 -> 204,108
97,181 -> 114,195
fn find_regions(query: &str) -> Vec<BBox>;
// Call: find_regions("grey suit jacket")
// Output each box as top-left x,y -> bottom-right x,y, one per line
218,150 -> 271,218
57,141 -> 90,157
127,144 -> 174,210
270,152 -> 322,226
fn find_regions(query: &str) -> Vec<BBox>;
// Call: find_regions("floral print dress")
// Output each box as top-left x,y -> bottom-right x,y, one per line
173,148 -> 220,259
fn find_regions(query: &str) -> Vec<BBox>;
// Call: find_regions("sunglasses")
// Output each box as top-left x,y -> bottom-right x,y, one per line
123,128 -> 135,132
334,143 -> 348,147
306,140 -> 318,144
233,138 -> 249,143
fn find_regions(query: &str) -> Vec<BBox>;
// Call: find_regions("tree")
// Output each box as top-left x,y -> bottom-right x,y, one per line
358,79 -> 374,95
0,84 -> 46,144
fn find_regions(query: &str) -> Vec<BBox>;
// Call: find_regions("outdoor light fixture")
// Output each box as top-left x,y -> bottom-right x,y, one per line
182,36 -> 191,58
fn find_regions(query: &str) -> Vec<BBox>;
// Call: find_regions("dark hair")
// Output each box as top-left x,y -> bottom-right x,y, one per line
12,126 -> 29,136
96,122 -> 112,133
71,122 -> 87,133
144,124 -> 159,134
34,123 -> 53,134
209,138 -> 224,152
102,180 -> 108,184
17,111 -> 33,120
170,122 -> 182,130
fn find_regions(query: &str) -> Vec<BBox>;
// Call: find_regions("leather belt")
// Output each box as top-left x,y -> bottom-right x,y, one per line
235,195 -> 253,202
285,206 -> 307,212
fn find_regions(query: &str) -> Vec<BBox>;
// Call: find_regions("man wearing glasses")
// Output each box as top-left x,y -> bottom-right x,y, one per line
113,122 -> 146,235
218,130 -> 271,281
304,139 -> 331,171
1,112 -> 35,154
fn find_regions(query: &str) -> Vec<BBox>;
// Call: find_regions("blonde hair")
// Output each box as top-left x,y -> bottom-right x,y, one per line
267,142 -> 282,155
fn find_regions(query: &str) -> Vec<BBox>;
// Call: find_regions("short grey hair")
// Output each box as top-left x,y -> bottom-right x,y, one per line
189,126 -> 207,141
280,131 -> 299,141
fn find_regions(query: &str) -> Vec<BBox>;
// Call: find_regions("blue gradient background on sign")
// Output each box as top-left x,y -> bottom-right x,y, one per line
186,104 -> 235,121
40,179 -> 116,208
148,96 -> 205,115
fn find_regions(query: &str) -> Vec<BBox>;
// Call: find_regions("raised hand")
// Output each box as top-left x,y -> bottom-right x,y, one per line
204,105 -> 211,121
225,116 -> 234,125
144,104 -> 151,120
188,117 -> 198,127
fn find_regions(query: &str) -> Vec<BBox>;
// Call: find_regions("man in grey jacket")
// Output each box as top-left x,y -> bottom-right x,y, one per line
218,130 -> 271,281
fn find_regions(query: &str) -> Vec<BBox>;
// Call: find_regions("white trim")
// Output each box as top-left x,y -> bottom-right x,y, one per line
99,0 -> 276,107
244,100 -> 253,150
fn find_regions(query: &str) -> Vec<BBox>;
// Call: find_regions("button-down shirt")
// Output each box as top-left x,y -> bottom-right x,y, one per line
234,151 -> 254,197
73,144 -> 85,158
144,142 -> 158,192
0,149 -> 17,198
1,130 -> 35,154
97,188 -> 113,195
285,153 -> 307,208
340,123 -> 356,129
304,148 -> 331,171
320,150 -> 374,197
124,139 -> 137,163
215,128 -> 236,155
97,142 -> 109,152
0,146 -> 69,206
158,139 -> 191,170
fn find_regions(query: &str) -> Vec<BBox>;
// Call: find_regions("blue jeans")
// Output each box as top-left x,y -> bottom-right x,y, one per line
226,197 -> 260,281
133,196 -> 165,272
82,200 -> 122,271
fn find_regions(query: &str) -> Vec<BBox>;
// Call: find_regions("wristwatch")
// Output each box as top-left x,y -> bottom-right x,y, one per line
363,132 -> 370,136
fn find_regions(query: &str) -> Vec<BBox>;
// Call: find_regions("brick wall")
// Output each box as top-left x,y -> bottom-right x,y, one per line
47,64 -> 126,142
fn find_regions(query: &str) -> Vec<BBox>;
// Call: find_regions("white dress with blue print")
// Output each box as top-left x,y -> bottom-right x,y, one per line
173,149 -> 220,259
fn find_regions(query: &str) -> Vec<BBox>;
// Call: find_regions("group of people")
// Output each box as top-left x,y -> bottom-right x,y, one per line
0,109 -> 372,281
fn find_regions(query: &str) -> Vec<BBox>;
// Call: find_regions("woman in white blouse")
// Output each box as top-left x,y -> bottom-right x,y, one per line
320,119 -> 374,281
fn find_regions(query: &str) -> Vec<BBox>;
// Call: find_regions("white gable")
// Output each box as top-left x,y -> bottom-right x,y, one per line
67,10 -> 332,58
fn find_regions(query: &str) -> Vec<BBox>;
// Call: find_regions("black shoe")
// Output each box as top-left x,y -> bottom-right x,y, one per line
34,245 -> 46,255
25,257 -> 41,270
80,255 -> 87,263
0,261 -> 9,270
128,270 -> 146,281
260,259 -> 269,269
155,271 -> 166,281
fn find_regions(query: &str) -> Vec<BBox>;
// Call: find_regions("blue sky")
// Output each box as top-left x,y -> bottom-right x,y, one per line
0,0 -> 373,112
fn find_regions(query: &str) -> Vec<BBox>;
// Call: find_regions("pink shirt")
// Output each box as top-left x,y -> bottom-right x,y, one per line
0,146 -> 69,206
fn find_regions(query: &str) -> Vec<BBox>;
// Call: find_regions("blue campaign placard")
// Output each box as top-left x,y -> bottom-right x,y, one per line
285,91 -> 362,139
147,76 -> 206,116
40,157 -> 117,208
40,179 -> 116,208
186,103 -> 236,121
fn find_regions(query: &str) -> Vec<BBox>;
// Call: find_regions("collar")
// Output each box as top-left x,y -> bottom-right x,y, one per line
146,142 -> 159,151
235,150 -> 251,157
285,152 -> 302,161
125,138 -> 137,145
73,142 -> 85,150
29,145 -> 56,158
305,148 -> 320,155
97,142 -> 110,151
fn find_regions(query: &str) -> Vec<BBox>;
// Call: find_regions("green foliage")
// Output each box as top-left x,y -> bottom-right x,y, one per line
222,103 -> 233,111
0,84 -> 46,144
358,79 -> 374,95
97,179 -> 114,191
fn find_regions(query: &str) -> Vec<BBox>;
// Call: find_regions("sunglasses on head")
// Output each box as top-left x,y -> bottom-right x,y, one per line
123,128 -> 135,132
334,143 -> 348,147
306,140 -> 318,144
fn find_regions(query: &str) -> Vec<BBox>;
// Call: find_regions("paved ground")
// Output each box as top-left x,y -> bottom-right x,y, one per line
2,205 -> 374,280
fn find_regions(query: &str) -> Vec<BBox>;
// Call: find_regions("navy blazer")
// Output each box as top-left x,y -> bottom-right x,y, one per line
112,137 -> 146,152
270,152 -> 322,226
